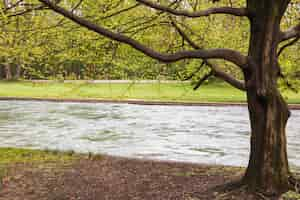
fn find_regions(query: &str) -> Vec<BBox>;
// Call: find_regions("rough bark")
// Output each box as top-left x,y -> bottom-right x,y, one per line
243,88 -> 291,194
243,0 -> 291,194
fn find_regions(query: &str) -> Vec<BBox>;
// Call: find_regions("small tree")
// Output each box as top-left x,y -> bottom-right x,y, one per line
20,0 -> 300,195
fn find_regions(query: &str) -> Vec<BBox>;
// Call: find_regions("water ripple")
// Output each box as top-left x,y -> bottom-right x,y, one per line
0,100 -> 299,167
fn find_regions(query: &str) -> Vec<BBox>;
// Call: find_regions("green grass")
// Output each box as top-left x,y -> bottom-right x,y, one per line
0,148 -> 79,180
0,80 -> 299,103
0,148 -> 77,165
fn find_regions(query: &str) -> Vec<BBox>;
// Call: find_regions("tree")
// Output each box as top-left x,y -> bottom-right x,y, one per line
0,0 -> 54,80
13,0 -> 300,195
1,0 -> 175,80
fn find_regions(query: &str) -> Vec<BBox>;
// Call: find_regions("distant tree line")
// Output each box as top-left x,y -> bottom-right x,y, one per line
0,0 -> 299,85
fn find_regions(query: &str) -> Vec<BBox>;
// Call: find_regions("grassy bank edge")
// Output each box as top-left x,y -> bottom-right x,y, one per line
0,81 -> 300,104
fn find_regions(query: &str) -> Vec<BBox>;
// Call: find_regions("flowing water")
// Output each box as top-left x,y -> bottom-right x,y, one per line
0,100 -> 299,167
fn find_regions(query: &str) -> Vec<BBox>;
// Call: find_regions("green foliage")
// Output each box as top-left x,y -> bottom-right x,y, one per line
0,0 -> 299,93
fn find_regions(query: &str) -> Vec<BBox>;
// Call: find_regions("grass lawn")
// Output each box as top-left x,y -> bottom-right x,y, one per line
0,80 -> 299,103
0,148 -> 77,165
0,148 -> 79,182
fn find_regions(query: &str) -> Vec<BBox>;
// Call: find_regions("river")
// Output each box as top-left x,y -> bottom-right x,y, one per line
0,100 -> 299,168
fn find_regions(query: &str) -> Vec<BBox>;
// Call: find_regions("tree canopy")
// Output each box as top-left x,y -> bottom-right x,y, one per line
1,0 -> 298,88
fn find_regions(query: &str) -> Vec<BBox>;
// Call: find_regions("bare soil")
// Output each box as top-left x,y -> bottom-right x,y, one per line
0,155 -> 277,200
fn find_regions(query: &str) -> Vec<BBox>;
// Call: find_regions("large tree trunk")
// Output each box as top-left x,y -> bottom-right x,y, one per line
242,0 -> 291,194
243,89 -> 290,194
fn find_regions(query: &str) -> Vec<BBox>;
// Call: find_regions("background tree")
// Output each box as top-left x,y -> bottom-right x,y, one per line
1,0 -> 189,80
1,0 -> 299,83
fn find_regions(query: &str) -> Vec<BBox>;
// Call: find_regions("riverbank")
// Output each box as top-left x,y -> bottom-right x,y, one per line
1,80 -> 300,107
1,156 -> 241,199
0,148 -> 298,200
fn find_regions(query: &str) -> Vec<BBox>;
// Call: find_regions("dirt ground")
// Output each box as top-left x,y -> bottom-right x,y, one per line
0,155 -> 281,200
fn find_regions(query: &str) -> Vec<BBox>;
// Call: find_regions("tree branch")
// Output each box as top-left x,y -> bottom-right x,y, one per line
280,22 -> 300,42
277,36 -> 299,56
38,0 -> 248,68
170,20 -> 200,49
2,0 -> 24,12
182,61 -> 205,81
101,3 -> 140,20
193,70 -> 213,90
136,0 -> 249,18
171,20 -> 246,91
7,5 -> 47,18
206,61 -> 246,90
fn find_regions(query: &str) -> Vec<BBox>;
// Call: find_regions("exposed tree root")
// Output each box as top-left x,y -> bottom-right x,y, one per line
288,174 -> 300,193
213,179 -> 245,193
211,180 -> 250,200
211,178 -> 300,200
